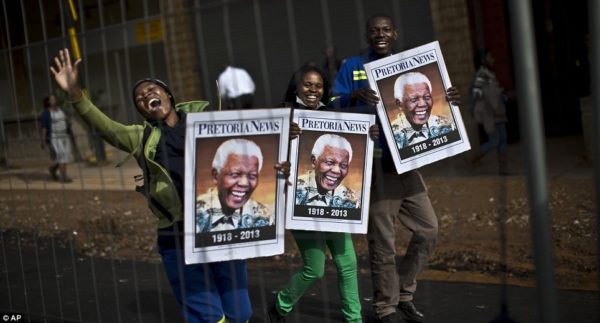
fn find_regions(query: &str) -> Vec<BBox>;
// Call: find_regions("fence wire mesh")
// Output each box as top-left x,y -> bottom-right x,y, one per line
0,1 -> 598,323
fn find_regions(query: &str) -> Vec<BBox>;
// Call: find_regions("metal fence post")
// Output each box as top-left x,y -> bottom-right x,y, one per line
588,0 -> 600,297
507,1 -> 559,322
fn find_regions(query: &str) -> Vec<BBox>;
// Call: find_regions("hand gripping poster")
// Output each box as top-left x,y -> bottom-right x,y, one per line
184,109 -> 290,264
286,110 -> 375,234
364,41 -> 470,174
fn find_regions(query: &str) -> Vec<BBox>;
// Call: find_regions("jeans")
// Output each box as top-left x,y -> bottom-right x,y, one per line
159,246 -> 252,323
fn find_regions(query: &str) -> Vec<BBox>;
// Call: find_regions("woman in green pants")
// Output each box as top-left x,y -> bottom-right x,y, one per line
268,64 -> 377,323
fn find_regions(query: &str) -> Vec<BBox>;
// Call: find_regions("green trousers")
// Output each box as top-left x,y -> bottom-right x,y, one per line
275,230 -> 362,322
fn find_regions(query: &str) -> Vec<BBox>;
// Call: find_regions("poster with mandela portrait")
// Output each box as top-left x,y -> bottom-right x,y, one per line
286,109 -> 375,234
364,41 -> 471,174
184,108 -> 290,264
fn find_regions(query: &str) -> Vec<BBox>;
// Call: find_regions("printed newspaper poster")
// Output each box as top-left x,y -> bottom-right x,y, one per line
286,110 -> 375,234
364,41 -> 471,174
184,109 -> 290,264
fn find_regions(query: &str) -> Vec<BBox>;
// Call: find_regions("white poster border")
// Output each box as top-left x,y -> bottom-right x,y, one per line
184,108 -> 290,264
286,109 -> 375,234
364,41 -> 471,174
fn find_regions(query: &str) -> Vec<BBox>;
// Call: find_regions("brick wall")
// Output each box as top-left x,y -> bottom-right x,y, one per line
429,0 -> 476,128
143,0 -> 474,112
160,0 -> 204,103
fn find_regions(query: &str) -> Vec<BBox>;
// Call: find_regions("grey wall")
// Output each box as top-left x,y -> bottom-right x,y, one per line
192,0 -> 434,108
0,0 -> 433,120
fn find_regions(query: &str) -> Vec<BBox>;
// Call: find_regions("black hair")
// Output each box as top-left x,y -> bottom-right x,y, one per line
366,14 -> 395,31
283,64 -> 331,105
131,78 -> 175,108
43,95 -> 53,108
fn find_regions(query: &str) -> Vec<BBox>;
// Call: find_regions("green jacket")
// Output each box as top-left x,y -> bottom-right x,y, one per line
72,94 -> 209,229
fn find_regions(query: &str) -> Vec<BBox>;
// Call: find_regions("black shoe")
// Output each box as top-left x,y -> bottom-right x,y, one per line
267,302 -> 286,323
60,176 -> 73,183
48,167 -> 58,181
379,312 -> 405,323
398,301 -> 424,322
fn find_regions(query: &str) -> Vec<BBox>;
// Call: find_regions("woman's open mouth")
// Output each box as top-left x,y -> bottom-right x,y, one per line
148,98 -> 161,111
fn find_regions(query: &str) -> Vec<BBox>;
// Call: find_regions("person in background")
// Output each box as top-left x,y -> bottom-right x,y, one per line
470,48 -> 509,175
323,45 -> 342,83
332,14 -> 461,323
40,93 -> 73,183
218,64 -> 256,109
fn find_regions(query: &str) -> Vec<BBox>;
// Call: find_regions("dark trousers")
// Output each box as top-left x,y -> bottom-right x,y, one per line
158,246 -> 252,323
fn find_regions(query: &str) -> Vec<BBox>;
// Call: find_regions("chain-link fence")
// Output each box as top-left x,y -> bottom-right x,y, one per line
0,1 -> 598,322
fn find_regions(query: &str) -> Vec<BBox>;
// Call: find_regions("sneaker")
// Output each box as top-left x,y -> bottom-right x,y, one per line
267,302 -> 286,323
60,176 -> 73,183
397,301 -> 424,322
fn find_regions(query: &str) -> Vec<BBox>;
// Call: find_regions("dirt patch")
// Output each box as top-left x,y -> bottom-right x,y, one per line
0,175 -> 597,291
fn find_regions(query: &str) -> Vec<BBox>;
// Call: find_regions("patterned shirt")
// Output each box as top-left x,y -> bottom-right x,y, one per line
295,170 -> 359,208
195,187 -> 271,233
392,114 -> 455,148
50,109 -> 69,138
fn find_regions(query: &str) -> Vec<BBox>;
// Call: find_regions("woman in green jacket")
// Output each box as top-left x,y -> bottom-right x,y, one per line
50,48 -> 252,323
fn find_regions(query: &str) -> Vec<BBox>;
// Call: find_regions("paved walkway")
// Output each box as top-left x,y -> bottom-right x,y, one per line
1,230 -> 598,323
0,147 -> 139,191
0,135 -> 593,191
0,135 -> 597,322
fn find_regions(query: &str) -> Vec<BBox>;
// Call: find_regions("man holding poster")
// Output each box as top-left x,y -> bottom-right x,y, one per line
196,138 -> 272,233
332,15 -> 461,323
295,133 -> 359,208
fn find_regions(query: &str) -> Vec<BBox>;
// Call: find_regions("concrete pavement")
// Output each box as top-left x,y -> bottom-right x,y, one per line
0,135 -> 593,191
0,135 -> 597,322
0,147 -> 139,191
1,229 -> 598,323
